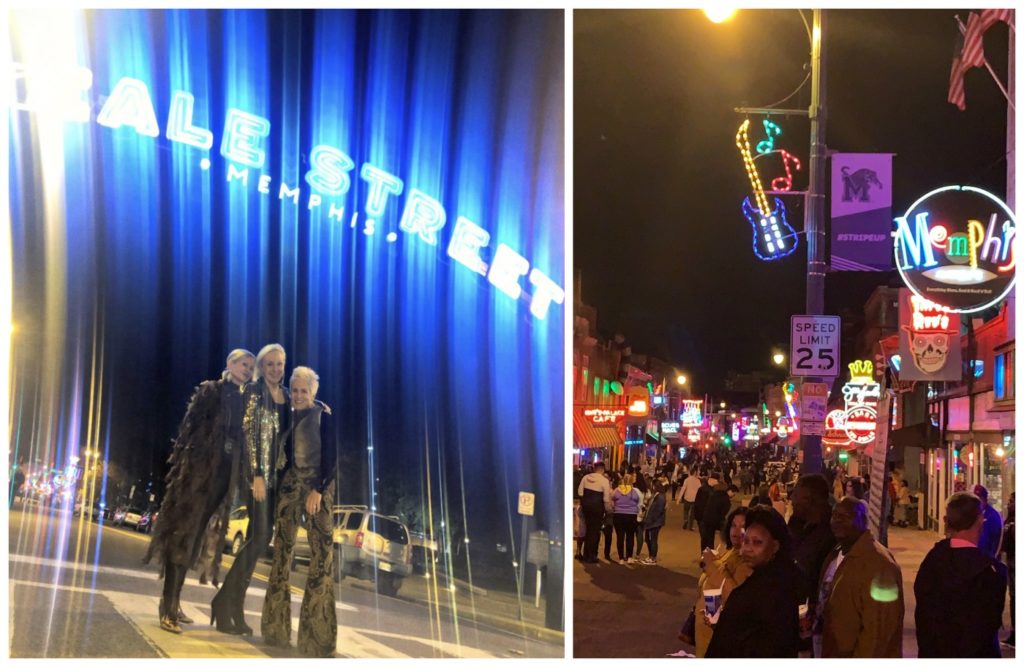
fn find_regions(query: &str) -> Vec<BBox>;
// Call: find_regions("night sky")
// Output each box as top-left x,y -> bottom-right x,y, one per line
574,9 -> 1011,393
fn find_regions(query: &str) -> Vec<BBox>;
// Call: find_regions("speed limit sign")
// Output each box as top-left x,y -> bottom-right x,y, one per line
790,315 -> 841,377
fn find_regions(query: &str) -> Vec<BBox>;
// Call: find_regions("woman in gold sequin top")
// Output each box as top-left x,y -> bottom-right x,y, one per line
211,343 -> 290,635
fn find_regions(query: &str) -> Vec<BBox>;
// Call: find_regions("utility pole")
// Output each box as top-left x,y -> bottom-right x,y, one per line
801,9 -> 827,475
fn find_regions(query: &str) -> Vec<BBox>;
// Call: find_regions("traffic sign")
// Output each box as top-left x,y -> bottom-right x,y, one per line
518,491 -> 535,516
802,420 -> 824,436
800,382 -> 829,422
790,315 -> 841,377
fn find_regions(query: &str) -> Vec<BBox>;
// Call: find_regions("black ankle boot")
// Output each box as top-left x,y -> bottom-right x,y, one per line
210,590 -> 238,634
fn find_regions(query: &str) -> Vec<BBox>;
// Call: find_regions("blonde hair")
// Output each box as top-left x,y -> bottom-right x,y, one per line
221,348 -> 255,381
253,343 -> 286,381
290,366 -> 320,397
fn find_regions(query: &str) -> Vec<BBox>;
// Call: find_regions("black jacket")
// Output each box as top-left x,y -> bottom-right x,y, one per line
701,487 -> 731,533
914,539 -> 1008,657
789,513 -> 837,603
705,554 -> 802,657
694,481 -> 711,522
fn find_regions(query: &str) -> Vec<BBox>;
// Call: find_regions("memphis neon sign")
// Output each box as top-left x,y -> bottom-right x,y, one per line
894,185 -> 1015,314
12,65 -> 565,321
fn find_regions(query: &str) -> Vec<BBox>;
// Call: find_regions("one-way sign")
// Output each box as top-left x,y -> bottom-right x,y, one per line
790,315 -> 841,377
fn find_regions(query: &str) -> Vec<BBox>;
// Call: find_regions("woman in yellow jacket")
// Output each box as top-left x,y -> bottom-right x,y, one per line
692,506 -> 753,657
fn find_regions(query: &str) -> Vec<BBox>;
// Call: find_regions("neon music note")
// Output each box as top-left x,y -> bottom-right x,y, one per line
770,150 -> 802,192
755,119 -> 781,154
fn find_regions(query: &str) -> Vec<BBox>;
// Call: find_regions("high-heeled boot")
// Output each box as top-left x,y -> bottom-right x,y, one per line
228,583 -> 254,636
209,589 -> 240,634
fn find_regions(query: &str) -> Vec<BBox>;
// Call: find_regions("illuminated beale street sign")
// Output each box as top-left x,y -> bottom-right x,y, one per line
894,185 -> 1016,314
12,65 -> 565,321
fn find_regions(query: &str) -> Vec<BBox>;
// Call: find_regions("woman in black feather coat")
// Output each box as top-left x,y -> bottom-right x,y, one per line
144,349 -> 254,634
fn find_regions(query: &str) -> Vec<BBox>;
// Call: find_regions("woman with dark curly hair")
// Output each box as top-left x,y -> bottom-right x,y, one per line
705,506 -> 802,657
144,348 -> 254,634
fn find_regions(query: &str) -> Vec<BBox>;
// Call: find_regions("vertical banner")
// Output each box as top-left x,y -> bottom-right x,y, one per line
830,153 -> 893,270
897,288 -> 962,381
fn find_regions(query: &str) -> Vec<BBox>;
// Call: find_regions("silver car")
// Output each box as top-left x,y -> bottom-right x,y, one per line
294,505 -> 412,597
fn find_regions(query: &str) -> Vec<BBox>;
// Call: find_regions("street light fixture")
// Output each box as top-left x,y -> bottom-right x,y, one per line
676,374 -> 687,386
772,352 -> 786,367
703,8 -> 737,23
719,401 -> 726,409
709,7 -> 828,475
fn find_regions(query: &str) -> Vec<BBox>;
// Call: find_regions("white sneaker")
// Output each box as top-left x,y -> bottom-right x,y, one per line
627,557 -> 636,564
643,558 -> 657,565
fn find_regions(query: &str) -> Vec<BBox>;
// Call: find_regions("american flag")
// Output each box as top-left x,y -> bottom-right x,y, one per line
948,8 -> 1015,110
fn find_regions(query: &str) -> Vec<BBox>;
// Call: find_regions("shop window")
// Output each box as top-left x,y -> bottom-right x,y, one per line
995,351 -> 1014,400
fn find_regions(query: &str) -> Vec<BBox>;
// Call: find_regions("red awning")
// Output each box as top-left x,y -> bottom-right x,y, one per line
573,410 -> 624,448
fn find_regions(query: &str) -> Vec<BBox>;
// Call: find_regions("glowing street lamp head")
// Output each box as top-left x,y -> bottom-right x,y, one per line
677,374 -> 688,386
772,352 -> 786,366
719,401 -> 726,409
704,8 -> 738,23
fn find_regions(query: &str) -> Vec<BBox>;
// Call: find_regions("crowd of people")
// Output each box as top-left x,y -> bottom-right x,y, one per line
574,449 -> 1015,658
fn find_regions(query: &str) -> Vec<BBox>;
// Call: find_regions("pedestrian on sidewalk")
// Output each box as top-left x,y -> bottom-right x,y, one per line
700,473 -> 730,552
612,473 -> 642,564
640,481 -> 667,565
705,506 -> 802,658
788,474 -> 836,637
1001,492 -> 1015,648
915,491 -> 1008,658
813,497 -> 904,658
684,506 -> 751,656
577,462 -> 613,563
896,480 -> 912,527
693,473 -> 712,535
635,478 -> 652,559
573,497 -> 586,559
974,484 -> 1003,559
680,468 -> 703,528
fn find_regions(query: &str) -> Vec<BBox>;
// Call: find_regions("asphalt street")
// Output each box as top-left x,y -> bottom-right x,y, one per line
9,503 -> 560,658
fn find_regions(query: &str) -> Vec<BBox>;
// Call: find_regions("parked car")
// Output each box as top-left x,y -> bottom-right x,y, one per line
137,507 -> 159,533
113,505 -> 145,528
224,506 -> 250,555
408,531 -> 439,575
294,505 -> 412,597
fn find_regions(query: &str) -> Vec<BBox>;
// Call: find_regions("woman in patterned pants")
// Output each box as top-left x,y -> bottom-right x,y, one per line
261,366 -> 337,657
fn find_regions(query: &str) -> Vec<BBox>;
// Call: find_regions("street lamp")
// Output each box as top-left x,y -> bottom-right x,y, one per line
703,8 -> 737,23
709,8 -> 828,475
772,352 -> 786,367
719,401 -> 726,409
676,374 -> 688,386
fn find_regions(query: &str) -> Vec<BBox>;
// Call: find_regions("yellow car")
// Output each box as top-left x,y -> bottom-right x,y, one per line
224,506 -> 250,555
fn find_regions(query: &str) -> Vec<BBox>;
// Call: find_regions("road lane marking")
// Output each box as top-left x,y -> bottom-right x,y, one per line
8,553 -> 358,612
356,628 -> 497,658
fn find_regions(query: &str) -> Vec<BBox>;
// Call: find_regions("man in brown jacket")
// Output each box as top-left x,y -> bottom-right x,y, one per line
813,497 -> 905,658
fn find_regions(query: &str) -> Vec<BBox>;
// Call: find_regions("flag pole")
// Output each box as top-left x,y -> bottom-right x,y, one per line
956,14 -> 1016,110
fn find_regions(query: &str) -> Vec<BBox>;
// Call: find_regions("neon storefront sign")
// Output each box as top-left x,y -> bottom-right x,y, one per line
680,400 -> 704,427
584,408 -> 627,426
836,360 -> 880,446
894,185 -> 1015,313
12,65 -> 565,320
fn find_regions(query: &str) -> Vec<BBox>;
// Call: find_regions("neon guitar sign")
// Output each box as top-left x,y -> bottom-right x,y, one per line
736,119 -> 800,261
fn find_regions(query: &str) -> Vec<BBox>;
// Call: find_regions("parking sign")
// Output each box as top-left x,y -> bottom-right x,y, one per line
790,315 -> 841,377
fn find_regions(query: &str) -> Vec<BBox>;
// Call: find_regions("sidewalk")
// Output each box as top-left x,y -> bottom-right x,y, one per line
573,498 -> 1015,658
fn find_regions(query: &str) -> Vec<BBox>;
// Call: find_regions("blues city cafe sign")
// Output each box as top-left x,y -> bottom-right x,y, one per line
894,186 -> 1016,314
11,64 -> 565,321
